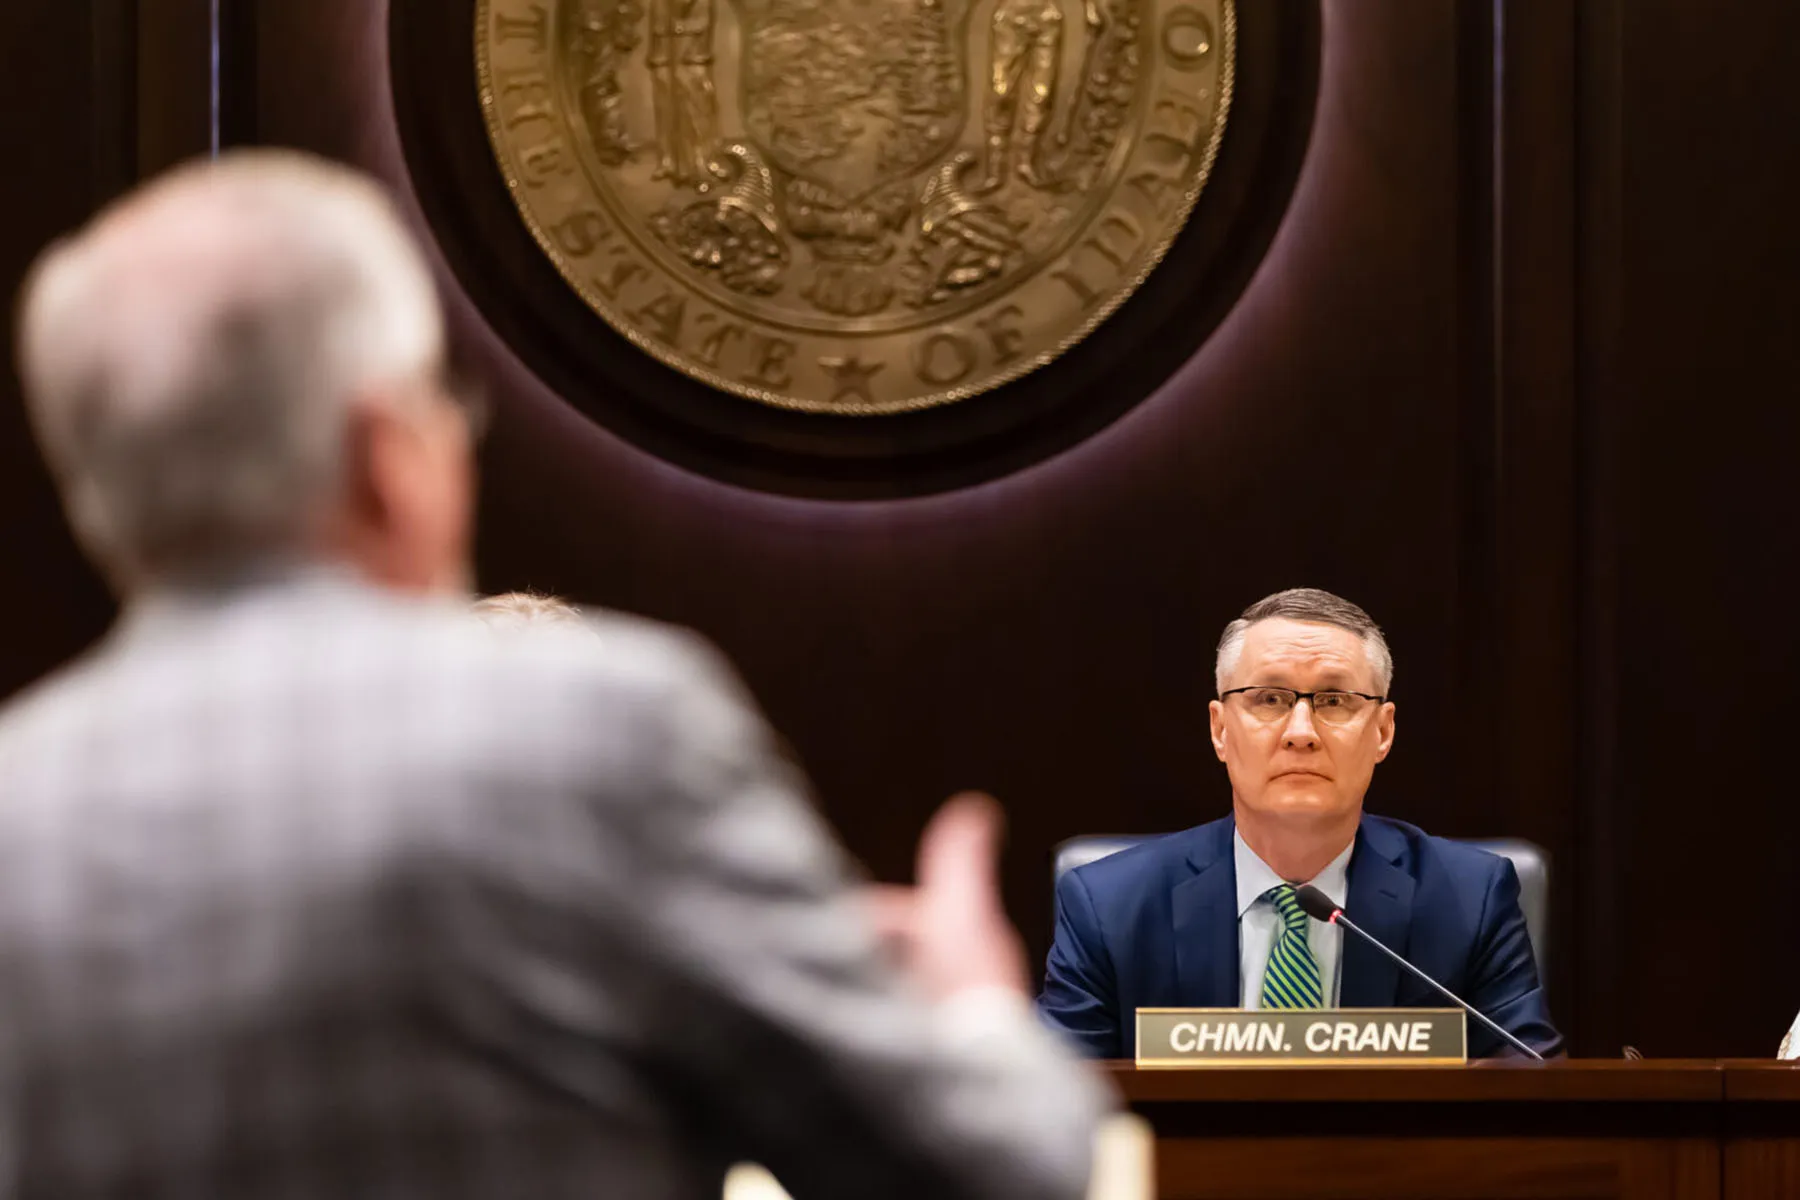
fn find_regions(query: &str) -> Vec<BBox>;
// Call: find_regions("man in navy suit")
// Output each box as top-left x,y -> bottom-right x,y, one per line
1039,588 -> 1562,1059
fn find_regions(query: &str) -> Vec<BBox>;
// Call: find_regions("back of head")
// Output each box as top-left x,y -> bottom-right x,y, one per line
15,150 -> 446,590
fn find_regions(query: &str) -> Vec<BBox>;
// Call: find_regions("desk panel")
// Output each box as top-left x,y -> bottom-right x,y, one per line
1106,1062 -> 1733,1200
1721,1062 -> 1800,1200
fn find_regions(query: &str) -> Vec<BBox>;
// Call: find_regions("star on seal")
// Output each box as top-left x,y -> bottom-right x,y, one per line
819,355 -> 886,406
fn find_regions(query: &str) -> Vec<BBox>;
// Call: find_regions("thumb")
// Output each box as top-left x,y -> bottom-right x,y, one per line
917,790 -> 1006,909
859,883 -> 918,941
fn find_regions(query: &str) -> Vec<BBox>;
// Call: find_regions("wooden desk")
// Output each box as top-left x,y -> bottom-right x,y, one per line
1105,1060 -> 1800,1200
1723,1060 -> 1800,1198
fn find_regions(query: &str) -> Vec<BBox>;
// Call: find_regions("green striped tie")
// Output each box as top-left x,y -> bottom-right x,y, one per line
1259,884 -> 1324,1009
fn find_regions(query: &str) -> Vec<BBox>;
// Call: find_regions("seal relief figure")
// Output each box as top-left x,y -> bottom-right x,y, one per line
478,0 -> 1232,413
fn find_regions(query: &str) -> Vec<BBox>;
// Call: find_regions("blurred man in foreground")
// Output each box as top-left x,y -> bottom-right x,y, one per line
0,151 -> 1104,1199
1039,587 -> 1562,1059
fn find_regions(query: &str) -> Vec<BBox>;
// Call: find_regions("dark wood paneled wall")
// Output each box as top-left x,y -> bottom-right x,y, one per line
1585,0 -> 1800,1056
0,0 -> 221,690
1,0 -> 1795,1058
0,2 -> 120,693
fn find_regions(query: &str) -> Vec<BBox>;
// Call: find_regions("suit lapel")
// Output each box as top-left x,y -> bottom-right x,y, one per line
1172,820 -> 1240,1007
1339,818 -> 1415,1008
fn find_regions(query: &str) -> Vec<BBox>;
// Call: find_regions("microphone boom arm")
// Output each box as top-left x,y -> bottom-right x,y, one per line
1330,910 -> 1546,1062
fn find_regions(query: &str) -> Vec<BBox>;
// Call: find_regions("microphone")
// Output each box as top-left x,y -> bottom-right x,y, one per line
1293,884 -> 1546,1062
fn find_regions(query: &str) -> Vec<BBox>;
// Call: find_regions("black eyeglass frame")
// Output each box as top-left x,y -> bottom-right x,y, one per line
1219,686 -> 1389,706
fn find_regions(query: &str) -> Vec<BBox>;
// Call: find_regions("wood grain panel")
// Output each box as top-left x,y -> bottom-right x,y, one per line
1721,1062 -> 1800,1200
0,2 -> 122,697
1112,1064 -> 1729,1200
1587,0 -> 1800,1058
1723,1142 -> 1800,1200
1110,1060 -> 1725,1104
1154,1138 -> 1713,1200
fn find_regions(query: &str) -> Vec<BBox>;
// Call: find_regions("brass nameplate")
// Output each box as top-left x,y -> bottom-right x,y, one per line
1135,1008 -> 1467,1067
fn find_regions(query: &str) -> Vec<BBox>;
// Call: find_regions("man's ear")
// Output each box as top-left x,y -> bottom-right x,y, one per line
351,395 -> 444,533
337,402 -> 389,531
1209,699 -> 1229,763
324,399 -> 425,587
1374,701 -> 1397,762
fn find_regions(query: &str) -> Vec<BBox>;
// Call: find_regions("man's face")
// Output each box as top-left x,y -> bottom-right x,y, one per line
1208,618 -> 1396,829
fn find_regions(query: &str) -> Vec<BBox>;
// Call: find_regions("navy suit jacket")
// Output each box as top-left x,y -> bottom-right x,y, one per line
1038,814 -> 1563,1059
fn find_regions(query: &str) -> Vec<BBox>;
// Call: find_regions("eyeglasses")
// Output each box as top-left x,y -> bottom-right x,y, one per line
1220,686 -> 1387,727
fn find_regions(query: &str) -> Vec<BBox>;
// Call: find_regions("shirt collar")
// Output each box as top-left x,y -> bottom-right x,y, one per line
115,561 -> 467,649
1233,826 -> 1355,918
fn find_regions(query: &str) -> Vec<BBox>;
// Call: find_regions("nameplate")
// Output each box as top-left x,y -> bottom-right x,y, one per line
1135,1008 -> 1467,1066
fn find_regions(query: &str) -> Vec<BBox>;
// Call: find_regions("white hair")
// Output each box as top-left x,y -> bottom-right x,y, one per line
472,591 -> 584,629
1214,588 -> 1394,695
15,149 -> 444,585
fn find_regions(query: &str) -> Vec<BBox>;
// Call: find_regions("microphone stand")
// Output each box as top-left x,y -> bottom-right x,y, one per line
1329,910 -> 1546,1062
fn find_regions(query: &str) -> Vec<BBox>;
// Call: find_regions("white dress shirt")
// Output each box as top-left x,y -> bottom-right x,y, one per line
1780,1008 -> 1800,1060
1235,829 -> 1355,1009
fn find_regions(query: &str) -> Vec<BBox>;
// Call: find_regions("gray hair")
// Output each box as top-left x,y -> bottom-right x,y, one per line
1214,587 -> 1393,695
15,149 -> 444,585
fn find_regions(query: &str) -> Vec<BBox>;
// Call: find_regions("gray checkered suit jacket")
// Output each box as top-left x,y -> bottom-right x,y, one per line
0,571 -> 1104,1199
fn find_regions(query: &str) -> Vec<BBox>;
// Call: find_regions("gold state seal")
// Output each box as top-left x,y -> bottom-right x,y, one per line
477,0 -> 1232,413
